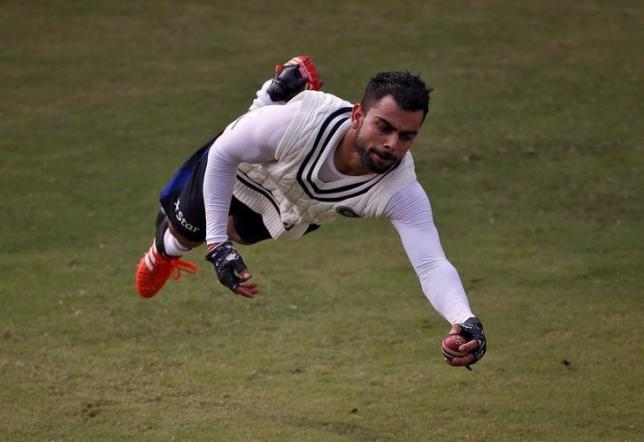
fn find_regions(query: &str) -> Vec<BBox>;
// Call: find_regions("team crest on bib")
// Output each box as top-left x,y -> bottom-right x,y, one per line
336,206 -> 361,218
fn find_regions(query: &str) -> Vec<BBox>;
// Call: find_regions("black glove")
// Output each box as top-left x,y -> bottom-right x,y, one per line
205,241 -> 248,293
458,316 -> 487,364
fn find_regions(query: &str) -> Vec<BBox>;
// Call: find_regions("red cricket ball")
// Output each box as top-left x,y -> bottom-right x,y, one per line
441,334 -> 469,359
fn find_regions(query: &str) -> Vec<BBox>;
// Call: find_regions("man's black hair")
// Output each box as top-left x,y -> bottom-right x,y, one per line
361,71 -> 432,120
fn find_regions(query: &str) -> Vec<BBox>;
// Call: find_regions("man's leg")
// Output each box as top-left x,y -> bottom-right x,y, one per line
135,149 -> 209,299
135,208 -> 199,298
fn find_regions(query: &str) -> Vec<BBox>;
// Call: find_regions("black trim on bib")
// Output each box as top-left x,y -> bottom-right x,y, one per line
296,107 -> 401,202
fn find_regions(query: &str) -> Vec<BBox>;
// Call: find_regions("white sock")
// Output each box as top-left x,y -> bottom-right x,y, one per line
163,229 -> 191,257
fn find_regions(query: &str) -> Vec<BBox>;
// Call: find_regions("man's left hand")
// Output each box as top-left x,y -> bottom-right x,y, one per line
205,241 -> 259,298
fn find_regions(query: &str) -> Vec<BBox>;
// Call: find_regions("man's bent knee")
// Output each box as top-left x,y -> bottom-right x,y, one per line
165,215 -> 249,247
168,221 -> 203,248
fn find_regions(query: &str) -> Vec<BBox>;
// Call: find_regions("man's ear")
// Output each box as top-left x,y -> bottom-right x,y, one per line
351,103 -> 364,129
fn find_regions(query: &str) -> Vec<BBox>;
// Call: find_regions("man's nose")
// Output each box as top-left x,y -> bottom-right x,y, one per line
383,133 -> 400,151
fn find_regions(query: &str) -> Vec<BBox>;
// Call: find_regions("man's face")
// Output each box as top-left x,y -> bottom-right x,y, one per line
353,95 -> 424,174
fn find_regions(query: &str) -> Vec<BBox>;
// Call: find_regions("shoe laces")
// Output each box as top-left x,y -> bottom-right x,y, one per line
169,259 -> 198,280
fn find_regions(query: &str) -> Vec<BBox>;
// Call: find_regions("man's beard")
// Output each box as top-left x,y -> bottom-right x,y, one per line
355,129 -> 399,174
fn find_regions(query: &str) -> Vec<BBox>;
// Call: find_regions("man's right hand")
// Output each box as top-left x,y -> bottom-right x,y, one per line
444,316 -> 486,369
205,241 -> 259,298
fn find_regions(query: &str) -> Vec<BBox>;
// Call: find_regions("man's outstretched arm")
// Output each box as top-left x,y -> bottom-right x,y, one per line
385,181 -> 486,367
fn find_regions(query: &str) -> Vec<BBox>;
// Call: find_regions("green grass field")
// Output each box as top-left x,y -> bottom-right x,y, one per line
1,1 -> 643,440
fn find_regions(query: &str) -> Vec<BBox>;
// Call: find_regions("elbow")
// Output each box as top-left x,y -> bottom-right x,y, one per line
415,257 -> 453,276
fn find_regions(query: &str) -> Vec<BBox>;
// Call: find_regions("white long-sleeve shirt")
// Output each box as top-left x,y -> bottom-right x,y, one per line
202,89 -> 474,324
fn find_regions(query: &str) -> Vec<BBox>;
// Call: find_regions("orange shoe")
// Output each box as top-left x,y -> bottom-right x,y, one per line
135,241 -> 198,298
282,55 -> 322,91
267,55 -> 322,102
